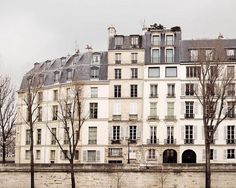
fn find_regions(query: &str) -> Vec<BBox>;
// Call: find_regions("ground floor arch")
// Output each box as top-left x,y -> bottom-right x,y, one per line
182,149 -> 196,163
163,149 -> 177,163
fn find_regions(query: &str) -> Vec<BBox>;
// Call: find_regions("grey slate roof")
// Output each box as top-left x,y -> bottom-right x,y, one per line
20,51 -> 108,90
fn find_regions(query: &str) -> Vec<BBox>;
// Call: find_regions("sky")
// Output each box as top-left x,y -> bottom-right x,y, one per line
0,0 -> 236,88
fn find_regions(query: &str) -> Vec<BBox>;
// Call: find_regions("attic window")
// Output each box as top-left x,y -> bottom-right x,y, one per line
54,72 -> 60,82
131,36 -> 139,47
39,74 -> 44,85
67,69 -> 72,80
115,36 -> 123,49
90,67 -> 99,79
93,54 -> 100,64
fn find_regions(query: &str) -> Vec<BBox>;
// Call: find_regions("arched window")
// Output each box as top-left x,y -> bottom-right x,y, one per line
182,149 -> 196,163
163,149 -> 177,163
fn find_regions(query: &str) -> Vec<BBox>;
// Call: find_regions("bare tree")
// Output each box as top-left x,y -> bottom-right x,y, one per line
47,83 -> 86,188
0,76 -> 16,163
192,40 -> 236,188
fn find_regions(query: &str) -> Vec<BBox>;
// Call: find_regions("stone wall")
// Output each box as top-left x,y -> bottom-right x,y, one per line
0,164 -> 236,188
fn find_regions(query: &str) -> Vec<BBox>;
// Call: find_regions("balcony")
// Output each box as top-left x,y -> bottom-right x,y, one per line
149,94 -> 158,98
88,140 -> 97,144
184,139 -> 194,144
226,139 -> 236,144
128,139 -> 137,144
151,57 -> 160,64
111,139 -> 121,144
115,45 -> 123,49
148,115 -> 159,121
131,60 -> 137,64
115,60 -> 121,64
147,139 -> 159,145
129,114 -> 138,121
167,93 -> 175,98
112,115 -> 121,121
164,139 -> 176,145
185,114 -> 195,119
164,115 -> 176,121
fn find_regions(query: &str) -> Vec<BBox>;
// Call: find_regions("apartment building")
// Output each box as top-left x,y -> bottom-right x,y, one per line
15,24 -> 236,164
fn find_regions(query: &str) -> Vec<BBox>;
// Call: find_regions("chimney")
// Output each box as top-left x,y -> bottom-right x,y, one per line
34,62 -> 40,69
108,25 -> 116,38
85,45 -> 93,52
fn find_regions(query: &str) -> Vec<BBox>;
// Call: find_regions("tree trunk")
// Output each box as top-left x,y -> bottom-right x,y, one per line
205,141 -> 211,188
2,137 -> 6,163
30,126 -> 34,188
70,160 -> 75,188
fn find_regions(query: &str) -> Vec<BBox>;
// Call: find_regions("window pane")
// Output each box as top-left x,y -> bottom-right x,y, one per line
148,67 -> 160,77
166,67 -> 177,77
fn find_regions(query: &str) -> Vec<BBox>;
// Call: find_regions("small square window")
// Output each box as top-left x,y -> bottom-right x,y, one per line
166,67 -> 177,77
148,67 -> 160,78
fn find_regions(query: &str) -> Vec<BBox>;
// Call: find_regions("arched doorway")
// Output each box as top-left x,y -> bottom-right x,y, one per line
182,149 -> 196,163
163,149 -> 177,163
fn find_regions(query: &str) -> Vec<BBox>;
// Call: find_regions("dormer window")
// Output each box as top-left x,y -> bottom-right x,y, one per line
226,49 -> 235,60
66,69 -> 72,80
152,35 -> 160,45
131,36 -> 139,47
90,67 -> 99,79
39,74 -> 44,85
92,54 -> 100,64
54,71 -> 60,82
166,35 -> 174,45
190,50 -> 198,61
115,36 -> 124,49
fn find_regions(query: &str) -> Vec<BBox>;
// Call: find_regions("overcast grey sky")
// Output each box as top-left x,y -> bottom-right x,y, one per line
0,0 -> 236,88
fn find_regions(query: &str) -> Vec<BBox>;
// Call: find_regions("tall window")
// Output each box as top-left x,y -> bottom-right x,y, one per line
205,49 -> 213,61
129,126 -> 137,140
91,87 -> 98,98
114,69 -> 121,79
50,150 -> 56,160
38,106 -> 42,121
150,84 -> 158,97
185,101 -> 194,118
152,35 -> 160,45
66,103 -> 72,118
131,53 -> 138,64
112,126 -> 120,140
36,150 -> 41,160
227,102 -> 235,118
148,149 -> 156,160
52,105 -> 58,120
227,125 -> 235,144
53,90 -> 58,101
227,149 -> 235,159
227,83 -> 235,96
90,103 -> 98,119
130,85 -> 138,97
167,102 -> 174,116
51,128 -> 56,145
186,66 -> 200,78
150,102 -> 157,117
167,126 -> 174,144
227,66 -> 235,78
26,129 -> 30,145
90,67 -> 99,79
167,84 -> 175,97
37,129 -> 41,145
166,49 -> 174,63
54,72 -> 59,82
87,150 -> 97,162
166,35 -> 174,45
150,126 -> 157,144
185,84 -> 194,96
114,85 -> 121,98
115,53 -> 121,64
152,49 -> 160,63
89,127 -> 97,144
148,67 -> 160,78
64,127 -> 69,145
38,92 -> 43,103
131,68 -> 138,79
66,69 -> 72,80
166,67 -> 177,77
131,36 -> 139,46
185,125 -> 194,144
25,150 -> 30,160
115,36 -> 123,48
190,50 -> 198,61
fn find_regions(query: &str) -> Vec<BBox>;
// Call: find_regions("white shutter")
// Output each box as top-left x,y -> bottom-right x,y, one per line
96,150 -> 100,162
202,149 -> 206,161
181,84 -> 185,96
213,150 -> 217,161
194,126 -> 197,140
194,102 -> 198,115
181,126 -> 185,140
202,126 -> 205,140
224,150 -> 227,160
194,84 -> 198,96
83,151 -> 87,162
181,102 -> 185,115
224,126 -> 227,140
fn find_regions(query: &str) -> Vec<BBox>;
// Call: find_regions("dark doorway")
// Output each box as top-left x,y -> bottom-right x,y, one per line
163,149 -> 177,163
182,149 -> 196,163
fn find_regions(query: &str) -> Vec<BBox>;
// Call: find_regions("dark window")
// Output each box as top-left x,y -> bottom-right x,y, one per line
130,85 -> 138,97
114,69 -> 121,79
114,85 -> 121,98
90,103 -> 98,119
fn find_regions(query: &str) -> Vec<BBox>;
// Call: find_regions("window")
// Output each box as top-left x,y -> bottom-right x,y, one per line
166,49 -> 174,63
190,50 -> 198,61
26,129 -> 30,145
75,150 -> 79,160
112,126 -> 120,140
52,105 -> 58,120
131,36 -> 139,46
206,83 -> 215,96
90,67 -> 99,79
148,67 -> 160,78
38,92 -> 43,103
150,84 -> 158,97
227,149 -> 235,159
36,150 -> 40,160
54,72 -> 59,82
93,55 -> 100,64
114,69 -> 121,79
53,90 -> 58,101
150,126 -> 157,144
227,66 -> 234,78
129,126 -> 137,140
227,83 -> 235,96
150,102 -> 157,117
66,88 -> 71,99
87,150 -> 97,162
61,150 -> 69,160
167,84 -> 175,97
210,149 -> 214,160
88,127 -> 97,144
51,128 -> 56,145
39,75 -> 44,85
109,148 -> 122,157
185,125 -> 194,144
130,85 -> 138,97
166,126 -> 174,144
185,102 -> 194,118
115,53 -> 121,64
115,36 -> 123,49
166,35 -> 174,45
186,66 -> 200,78
37,129 -> 41,145
226,49 -> 235,60
67,69 -> 72,80
25,150 -> 30,160
205,49 -> 213,61
90,103 -> 98,119
227,102 -> 235,118
152,35 -> 160,45
167,102 -> 174,116
50,150 -> 56,160
152,49 -> 160,63
64,127 -> 69,145
66,103 -> 72,118
131,68 -> 138,79
91,87 -> 98,98
148,149 -> 156,160
131,53 -> 138,64
166,67 -> 177,77
114,85 -> 121,98
38,106 -> 42,122
227,125 -> 235,144
186,84 -> 194,96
